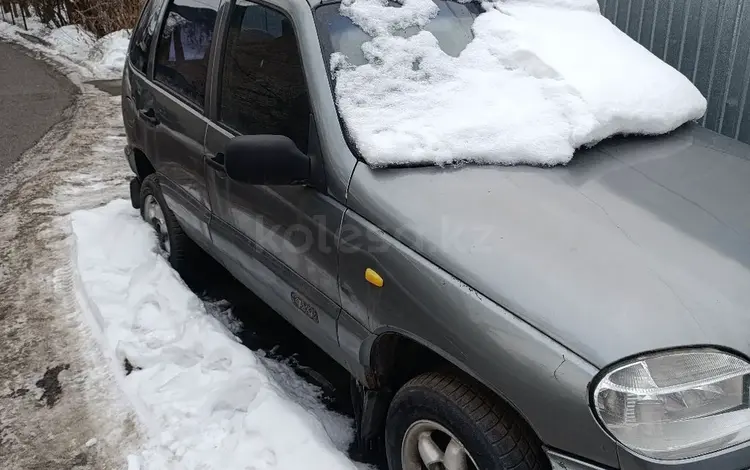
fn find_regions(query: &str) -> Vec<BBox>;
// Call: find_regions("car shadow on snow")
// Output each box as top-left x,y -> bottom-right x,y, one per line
182,254 -> 387,468
186,264 -> 353,414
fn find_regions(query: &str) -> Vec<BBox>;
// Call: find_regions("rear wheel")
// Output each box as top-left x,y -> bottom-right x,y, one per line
386,372 -> 548,470
139,174 -> 198,278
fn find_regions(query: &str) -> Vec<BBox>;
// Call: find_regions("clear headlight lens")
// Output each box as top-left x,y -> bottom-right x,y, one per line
593,349 -> 750,460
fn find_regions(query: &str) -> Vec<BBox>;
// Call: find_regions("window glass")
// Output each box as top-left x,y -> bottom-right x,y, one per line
129,0 -> 167,73
154,0 -> 219,108
219,1 -> 310,152
315,1 -> 481,68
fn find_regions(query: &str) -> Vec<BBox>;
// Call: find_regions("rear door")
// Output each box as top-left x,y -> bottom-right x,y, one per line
146,0 -> 220,241
123,0 -> 166,162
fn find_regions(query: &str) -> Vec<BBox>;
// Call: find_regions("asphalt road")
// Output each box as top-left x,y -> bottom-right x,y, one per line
0,40 -> 76,173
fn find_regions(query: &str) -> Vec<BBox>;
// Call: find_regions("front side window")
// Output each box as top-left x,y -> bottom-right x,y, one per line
218,1 -> 310,152
154,0 -> 219,108
129,0 -> 167,74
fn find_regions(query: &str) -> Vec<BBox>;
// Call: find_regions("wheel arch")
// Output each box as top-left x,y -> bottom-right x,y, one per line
364,328 -> 457,390
359,328 -> 540,443
133,147 -> 156,181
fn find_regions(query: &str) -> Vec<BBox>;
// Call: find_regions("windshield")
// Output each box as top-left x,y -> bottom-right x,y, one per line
314,0 -> 706,168
315,1 -> 481,70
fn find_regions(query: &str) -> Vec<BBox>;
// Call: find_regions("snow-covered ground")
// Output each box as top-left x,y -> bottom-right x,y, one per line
0,82 -> 366,468
0,14 -> 129,80
0,83 -> 144,470
72,201 -> 361,469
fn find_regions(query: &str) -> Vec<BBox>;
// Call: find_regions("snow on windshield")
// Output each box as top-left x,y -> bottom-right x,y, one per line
332,0 -> 707,167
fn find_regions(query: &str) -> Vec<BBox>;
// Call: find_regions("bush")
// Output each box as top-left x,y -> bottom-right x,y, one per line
0,0 -> 142,37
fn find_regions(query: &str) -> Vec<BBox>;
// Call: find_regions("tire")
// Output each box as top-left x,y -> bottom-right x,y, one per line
139,174 -> 198,278
385,371 -> 548,470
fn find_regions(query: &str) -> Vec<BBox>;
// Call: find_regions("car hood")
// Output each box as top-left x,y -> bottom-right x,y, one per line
347,123 -> 750,367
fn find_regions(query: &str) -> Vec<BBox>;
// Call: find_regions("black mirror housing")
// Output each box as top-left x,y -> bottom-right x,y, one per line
225,135 -> 310,185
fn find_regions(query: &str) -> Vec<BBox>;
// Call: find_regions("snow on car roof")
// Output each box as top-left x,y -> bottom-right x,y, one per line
332,0 -> 707,167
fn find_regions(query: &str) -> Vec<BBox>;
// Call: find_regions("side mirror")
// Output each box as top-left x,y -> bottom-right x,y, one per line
224,135 -> 310,185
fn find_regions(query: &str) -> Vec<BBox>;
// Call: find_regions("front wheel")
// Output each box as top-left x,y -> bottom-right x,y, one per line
139,174 -> 198,278
386,372 -> 548,470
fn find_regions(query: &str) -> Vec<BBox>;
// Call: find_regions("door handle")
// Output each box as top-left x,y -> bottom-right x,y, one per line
138,108 -> 159,126
204,153 -> 226,173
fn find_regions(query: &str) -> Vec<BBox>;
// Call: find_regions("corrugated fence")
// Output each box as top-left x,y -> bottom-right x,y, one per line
599,0 -> 750,144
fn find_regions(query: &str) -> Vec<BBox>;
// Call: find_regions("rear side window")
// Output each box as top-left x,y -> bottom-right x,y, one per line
218,1 -> 310,152
153,0 -> 219,108
129,0 -> 166,74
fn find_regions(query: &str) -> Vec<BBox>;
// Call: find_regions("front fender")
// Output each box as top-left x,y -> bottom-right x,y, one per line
338,209 -> 618,468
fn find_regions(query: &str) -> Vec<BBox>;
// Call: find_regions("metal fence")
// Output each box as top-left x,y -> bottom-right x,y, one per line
599,0 -> 750,145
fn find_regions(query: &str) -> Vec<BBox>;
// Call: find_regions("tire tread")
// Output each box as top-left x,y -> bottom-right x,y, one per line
139,174 -> 200,278
398,371 -> 547,470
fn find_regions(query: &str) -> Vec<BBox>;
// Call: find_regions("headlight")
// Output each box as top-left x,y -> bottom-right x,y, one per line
592,349 -> 750,460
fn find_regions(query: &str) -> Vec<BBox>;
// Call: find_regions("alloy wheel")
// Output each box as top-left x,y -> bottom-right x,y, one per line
401,420 -> 479,470
143,194 -> 171,257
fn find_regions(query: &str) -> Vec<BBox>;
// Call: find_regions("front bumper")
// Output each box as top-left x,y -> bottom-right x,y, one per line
616,441 -> 750,470
548,441 -> 750,470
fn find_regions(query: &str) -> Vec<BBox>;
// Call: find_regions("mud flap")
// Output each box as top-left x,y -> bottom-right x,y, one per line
350,378 -> 389,466
129,177 -> 141,209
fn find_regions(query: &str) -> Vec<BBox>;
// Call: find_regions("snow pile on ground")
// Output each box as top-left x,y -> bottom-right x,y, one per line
333,0 -> 707,167
86,29 -> 131,75
44,24 -> 96,61
72,200 -> 360,470
0,15 -> 129,79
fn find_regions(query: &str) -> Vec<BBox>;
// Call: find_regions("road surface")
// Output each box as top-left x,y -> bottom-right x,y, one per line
0,40 -> 76,173
0,39 -> 143,469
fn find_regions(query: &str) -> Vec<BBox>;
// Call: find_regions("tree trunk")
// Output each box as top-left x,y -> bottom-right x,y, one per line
55,0 -> 65,26
20,0 -> 30,18
64,0 -> 77,24
21,4 -> 27,30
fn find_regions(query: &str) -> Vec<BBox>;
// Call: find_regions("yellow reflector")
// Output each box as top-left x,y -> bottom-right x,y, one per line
365,268 -> 384,287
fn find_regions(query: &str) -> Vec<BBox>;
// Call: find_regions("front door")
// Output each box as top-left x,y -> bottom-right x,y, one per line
204,0 -> 345,363
147,0 -> 219,240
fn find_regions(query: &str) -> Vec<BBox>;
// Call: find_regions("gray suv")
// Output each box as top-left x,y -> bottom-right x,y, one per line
122,0 -> 750,469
